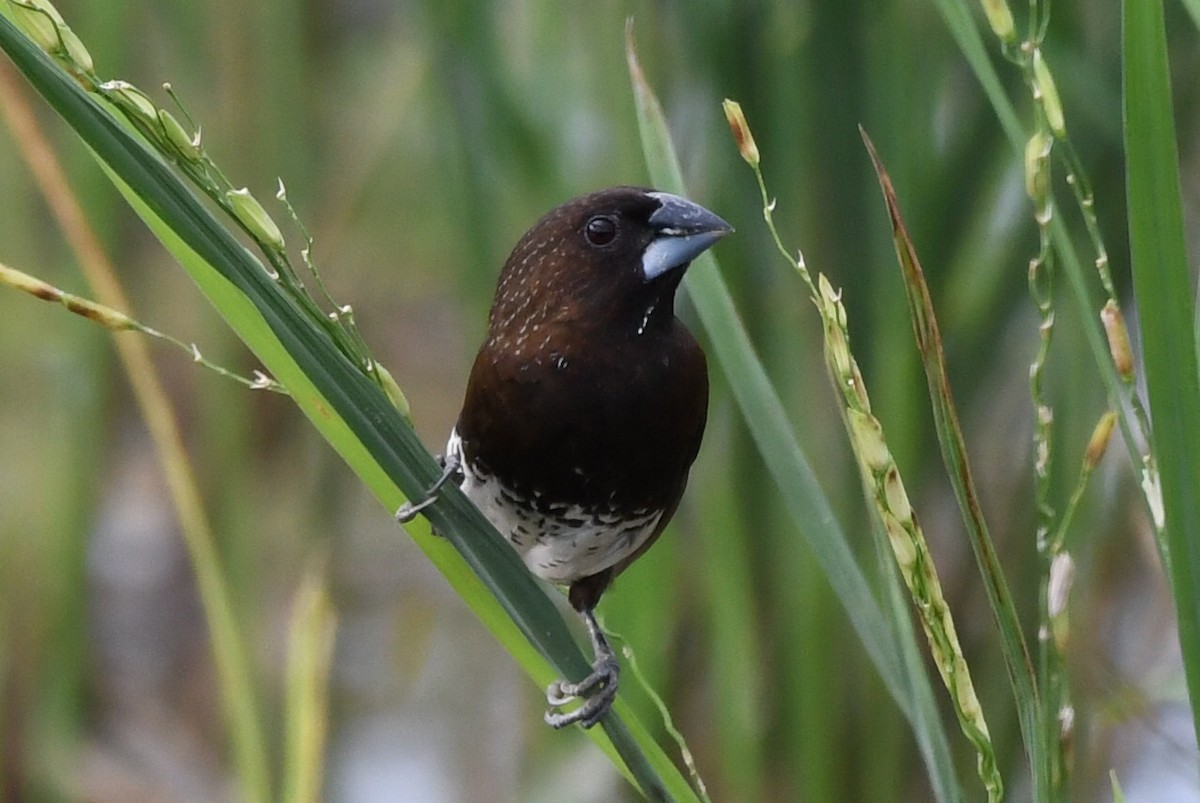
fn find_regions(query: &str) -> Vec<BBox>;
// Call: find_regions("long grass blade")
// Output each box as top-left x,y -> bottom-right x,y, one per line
862,130 -> 1049,800
1121,0 -> 1200,743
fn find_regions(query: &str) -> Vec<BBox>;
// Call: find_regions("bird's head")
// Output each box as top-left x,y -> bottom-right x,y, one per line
488,186 -> 732,341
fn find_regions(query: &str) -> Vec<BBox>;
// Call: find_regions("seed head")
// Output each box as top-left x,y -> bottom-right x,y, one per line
1100,301 -> 1133,381
722,99 -> 760,167
227,188 -> 285,251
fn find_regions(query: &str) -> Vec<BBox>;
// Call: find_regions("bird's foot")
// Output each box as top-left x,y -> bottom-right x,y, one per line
544,652 -> 619,729
395,454 -> 462,523
544,606 -> 619,729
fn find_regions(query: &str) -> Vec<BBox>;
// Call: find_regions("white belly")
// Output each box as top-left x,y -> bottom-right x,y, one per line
446,429 -> 662,584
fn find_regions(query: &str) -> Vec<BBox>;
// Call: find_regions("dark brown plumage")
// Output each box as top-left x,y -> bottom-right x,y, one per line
400,186 -> 731,727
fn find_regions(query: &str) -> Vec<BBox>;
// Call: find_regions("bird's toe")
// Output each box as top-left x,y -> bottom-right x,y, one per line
543,656 -> 619,729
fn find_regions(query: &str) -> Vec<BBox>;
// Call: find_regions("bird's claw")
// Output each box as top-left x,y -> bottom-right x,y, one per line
395,454 -> 462,523
394,494 -> 436,523
543,654 -> 619,729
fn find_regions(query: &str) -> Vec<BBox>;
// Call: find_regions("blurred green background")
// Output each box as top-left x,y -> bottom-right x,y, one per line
0,0 -> 1196,800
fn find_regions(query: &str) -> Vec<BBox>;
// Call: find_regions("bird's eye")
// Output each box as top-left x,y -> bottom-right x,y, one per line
584,215 -> 619,247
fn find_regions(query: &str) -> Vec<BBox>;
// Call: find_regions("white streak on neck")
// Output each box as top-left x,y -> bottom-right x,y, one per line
637,303 -> 656,335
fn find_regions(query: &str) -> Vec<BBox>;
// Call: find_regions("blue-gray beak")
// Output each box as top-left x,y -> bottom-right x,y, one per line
641,192 -> 733,281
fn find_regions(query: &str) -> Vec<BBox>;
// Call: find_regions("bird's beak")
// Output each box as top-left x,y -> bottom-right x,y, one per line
641,192 -> 733,281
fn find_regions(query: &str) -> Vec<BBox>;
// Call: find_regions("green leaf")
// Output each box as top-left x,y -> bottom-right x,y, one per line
1122,0 -> 1200,745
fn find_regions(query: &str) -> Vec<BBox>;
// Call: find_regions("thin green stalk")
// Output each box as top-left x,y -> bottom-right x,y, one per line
1020,37 -> 1068,801
932,0 -> 1162,551
725,101 -> 1000,800
0,261 -> 285,393
610,629 -> 711,803
1037,411 -> 1115,794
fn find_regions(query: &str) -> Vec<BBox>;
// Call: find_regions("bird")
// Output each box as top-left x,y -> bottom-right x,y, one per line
398,186 -> 731,728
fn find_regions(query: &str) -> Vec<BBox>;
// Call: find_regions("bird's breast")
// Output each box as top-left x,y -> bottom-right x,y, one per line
457,322 -> 707,513
445,427 -> 664,584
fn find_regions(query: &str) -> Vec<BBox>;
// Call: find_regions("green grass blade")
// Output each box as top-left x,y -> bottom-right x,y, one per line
0,14 -> 696,801
694,433 -> 766,799
627,26 -> 961,803
863,132 -> 1049,800
1122,0 -> 1200,743
282,564 -> 336,803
